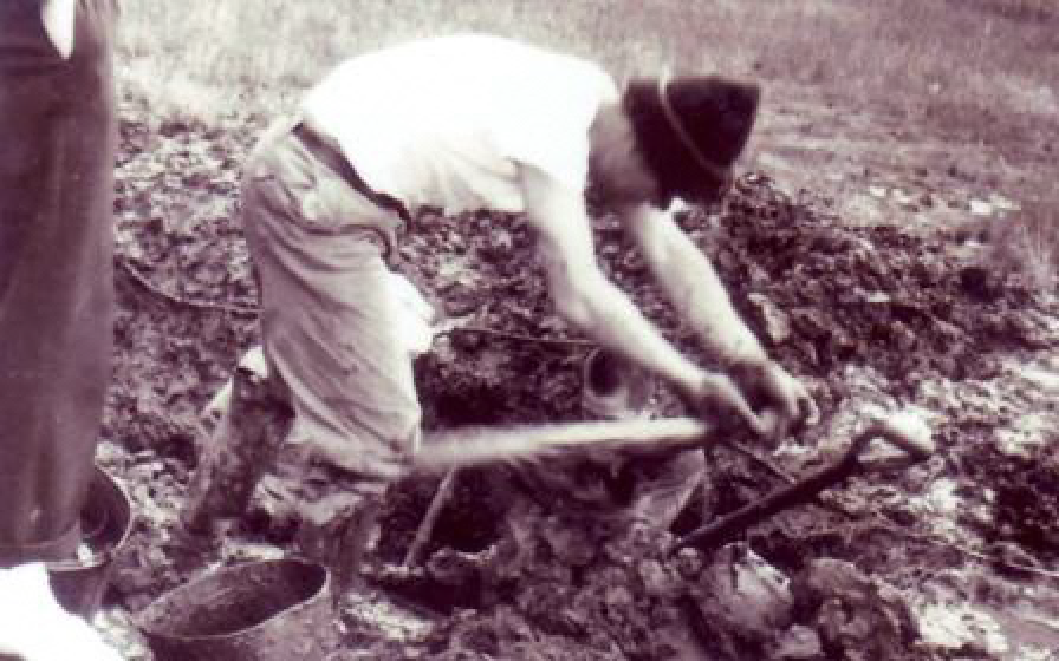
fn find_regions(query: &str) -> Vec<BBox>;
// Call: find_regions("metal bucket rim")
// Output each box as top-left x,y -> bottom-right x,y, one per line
581,347 -> 653,417
135,557 -> 331,643
46,466 -> 132,572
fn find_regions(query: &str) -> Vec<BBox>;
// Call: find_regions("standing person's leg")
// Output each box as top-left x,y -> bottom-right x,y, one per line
185,123 -> 420,593
0,0 -> 116,567
246,128 -> 421,595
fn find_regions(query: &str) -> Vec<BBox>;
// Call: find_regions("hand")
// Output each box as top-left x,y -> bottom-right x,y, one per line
730,359 -> 818,441
680,370 -> 770,437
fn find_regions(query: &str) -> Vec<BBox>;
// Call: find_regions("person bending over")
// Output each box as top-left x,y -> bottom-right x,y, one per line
187,34 -> 815,590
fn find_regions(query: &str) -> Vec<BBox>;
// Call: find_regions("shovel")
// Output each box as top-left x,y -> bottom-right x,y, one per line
404,409 -> 931,562
670,410 -> 934,553
399,416 -> 716,568
411,416 -> 717,472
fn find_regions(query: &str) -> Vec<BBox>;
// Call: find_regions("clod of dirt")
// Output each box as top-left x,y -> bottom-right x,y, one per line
961,443 -> 1059,560
770,625 -> 824,660
793,558 -> 917,661
685,542 -> 796,658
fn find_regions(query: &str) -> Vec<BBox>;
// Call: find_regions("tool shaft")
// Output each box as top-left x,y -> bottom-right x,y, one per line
671,417 -> 934,552
673,454 -> 860,551
414,417 -> 712,471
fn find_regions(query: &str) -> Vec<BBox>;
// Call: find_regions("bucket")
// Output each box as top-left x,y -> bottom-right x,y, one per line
581,348 -> 653,420
136,558 -> 341,661
46,466 -> 132,618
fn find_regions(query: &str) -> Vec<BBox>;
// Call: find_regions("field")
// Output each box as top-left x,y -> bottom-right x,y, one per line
95,1 -> 1059,659
117,0 -> 1058,277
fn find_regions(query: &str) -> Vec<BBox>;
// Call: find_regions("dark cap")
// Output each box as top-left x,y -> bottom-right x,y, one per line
622,75 -> 761,207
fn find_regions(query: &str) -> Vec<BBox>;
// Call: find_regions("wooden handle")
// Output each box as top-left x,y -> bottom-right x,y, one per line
413,417 -> 713,471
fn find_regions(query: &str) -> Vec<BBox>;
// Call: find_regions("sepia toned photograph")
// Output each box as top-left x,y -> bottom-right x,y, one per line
1,1 -> 1056,659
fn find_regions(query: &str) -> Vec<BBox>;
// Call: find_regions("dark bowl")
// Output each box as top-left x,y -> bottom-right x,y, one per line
135,558 -> 340,661
46,466 -> 132,618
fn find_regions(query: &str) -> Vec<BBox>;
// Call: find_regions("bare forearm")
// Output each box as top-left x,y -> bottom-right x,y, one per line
668,233 -> 763,363
635,212 -> 765,365
565,273 -> 704,394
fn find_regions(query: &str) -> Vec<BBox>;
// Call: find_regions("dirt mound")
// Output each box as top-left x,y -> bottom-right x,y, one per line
709,176 -> 1050,381
102,118 -> 1059,660
961,443 -> 1059,559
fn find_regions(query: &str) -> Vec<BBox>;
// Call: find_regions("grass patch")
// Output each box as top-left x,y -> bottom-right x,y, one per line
987,199 -> 1059,290
116,0 -> 1057,129
115,0 -> 1056,286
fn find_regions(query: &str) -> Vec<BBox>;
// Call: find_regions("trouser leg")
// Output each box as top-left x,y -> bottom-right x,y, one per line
239,127 -> 420,482
292,479 -> 384,601
181,356 -> 292,535
186,126 -> 419,596
0,0 -> 115,567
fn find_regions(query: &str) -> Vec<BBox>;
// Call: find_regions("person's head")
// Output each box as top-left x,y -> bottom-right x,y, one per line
588,75 -> 761,209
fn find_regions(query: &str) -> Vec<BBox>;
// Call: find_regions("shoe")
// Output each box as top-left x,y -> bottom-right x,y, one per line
0,562 -> 122,660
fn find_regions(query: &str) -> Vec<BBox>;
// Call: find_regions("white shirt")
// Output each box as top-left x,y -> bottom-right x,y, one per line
302,34 -> 618,215
41,0 -> 76,58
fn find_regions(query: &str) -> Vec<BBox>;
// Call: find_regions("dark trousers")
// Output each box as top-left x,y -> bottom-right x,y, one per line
0,0 -> 116,566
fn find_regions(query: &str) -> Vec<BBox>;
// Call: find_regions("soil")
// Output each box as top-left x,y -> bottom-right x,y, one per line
92,96 -> 1059,661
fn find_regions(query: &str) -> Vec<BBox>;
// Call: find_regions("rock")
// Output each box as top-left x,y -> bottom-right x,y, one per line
892,188 -> 919,211
796,558 -> 916,661
636,558 -> 680,598
987,192 -> 1020,212
690,543 -> 794,643
909,583 -> 1011,658
771,625 -> 824,660
748,293 -> 792,344
673,548 -> 704,581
